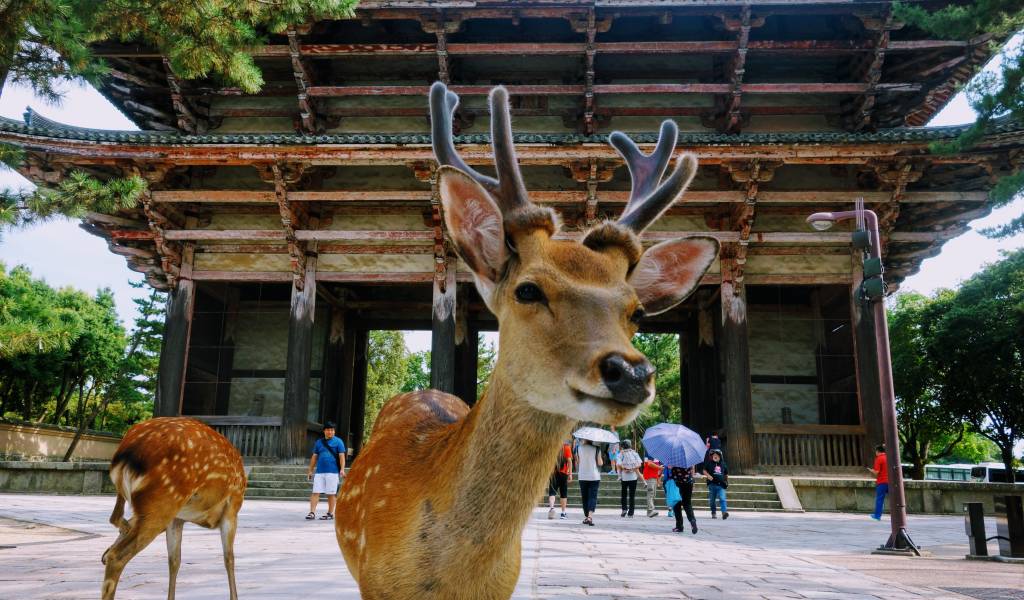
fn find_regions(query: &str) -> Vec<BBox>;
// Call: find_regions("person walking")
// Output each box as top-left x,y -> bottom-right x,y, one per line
641,456 -> 663,518
868,444 -> 888,520
608,442 -> 621,475
617,440 -> 643,517
577,439 -> 603,526
669,465 -> 698,534
306,421 -> 346,520
703,449 -> 729,520
547,440 -> 574,520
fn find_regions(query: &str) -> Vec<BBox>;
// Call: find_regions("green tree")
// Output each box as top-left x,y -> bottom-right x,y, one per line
476,335 -> 497,401
934,428 -> 1001,465
363,330 -> 409,445
923,249 -> 1024,482
616,333 -> 680,450
889,292 -> 967,479
400,350 -> 431,394
894,2 -> 1024,238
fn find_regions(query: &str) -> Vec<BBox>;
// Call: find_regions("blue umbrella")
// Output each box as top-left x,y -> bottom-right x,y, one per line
642,423 -> 706,467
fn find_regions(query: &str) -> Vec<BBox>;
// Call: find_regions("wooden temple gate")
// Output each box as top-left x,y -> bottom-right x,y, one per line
2,0 -> 1020,472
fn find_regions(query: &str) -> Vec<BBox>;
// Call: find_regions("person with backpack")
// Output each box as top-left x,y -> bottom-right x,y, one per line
702,449 -> 729,520
576,439 -> 603,526
640,455 -> 663,518
617,440 -> 643,517
547,440 -> 574,520
306,421 -> 346,520
669,465 -> 698,534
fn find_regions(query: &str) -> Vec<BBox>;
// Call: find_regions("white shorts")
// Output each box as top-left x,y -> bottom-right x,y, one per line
312,473 -> 339,495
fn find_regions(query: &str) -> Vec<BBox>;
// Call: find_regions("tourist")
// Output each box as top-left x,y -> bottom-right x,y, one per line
703,449 -> 729,520
868,444 -> 888,520
306,421 -> 346,520
617,440 -> 643,517
547,440 -> 574,520
702,430 -> 723,473
608,441 -> 621,475
577,439 -> 603,526
670,465 -> 698,534
641,455 -> 663,518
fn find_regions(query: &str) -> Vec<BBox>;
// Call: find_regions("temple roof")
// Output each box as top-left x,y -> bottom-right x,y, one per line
7,110 -> 1024,147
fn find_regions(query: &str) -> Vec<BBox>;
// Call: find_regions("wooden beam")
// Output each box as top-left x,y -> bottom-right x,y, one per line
720,255 -> 756,473
288,29 -> 319,133
154,242 -> 194,417
847,8 -> 894,132
722,6 -> 753,133
430,254 -> 457,394
149,189 -> 990,205
162,58 -> 200,134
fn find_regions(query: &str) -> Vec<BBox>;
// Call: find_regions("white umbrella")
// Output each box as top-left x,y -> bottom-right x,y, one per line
572,427 -> 620,444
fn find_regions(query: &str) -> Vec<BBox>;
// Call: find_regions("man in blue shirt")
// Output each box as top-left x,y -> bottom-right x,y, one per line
306,421 -> 346,520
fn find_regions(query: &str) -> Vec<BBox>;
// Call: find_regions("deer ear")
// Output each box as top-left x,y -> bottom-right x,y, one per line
629,237 -> 719,315
438,166 -> 509,305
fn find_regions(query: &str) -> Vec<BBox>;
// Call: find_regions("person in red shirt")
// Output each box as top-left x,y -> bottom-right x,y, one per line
641,456 -> 663,518
547,441 -> 574,519
868,444 -> 888,520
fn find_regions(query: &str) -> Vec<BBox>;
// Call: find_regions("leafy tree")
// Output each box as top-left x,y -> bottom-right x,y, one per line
923,249 -> 1024,482
934,428 -> 1001,465
363,330 -> 409,445
476,335 -> 497,401
400,350 -> 431,394
889,292 -> 969,479
894,1 -> 1024,238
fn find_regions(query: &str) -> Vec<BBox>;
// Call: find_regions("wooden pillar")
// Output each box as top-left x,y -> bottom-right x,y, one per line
335,313 -> 358,451
155,243 -> 195,417
430,255 -> 457,393
851,252 -> 884,466
279,256 -> 317,462
320,307 -> 345,427
213,287 -> 239,416
350,328 -> 370,456
720,264 -> 756,473
683,292 -> 722,438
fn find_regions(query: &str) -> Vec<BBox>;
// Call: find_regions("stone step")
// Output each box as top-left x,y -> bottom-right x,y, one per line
248,472 -> 313,483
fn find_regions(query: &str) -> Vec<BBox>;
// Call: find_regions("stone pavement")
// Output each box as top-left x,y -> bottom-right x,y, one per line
0,494 -> 1021,599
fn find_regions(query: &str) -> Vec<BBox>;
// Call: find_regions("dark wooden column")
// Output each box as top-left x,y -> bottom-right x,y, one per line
682,297 -> 721,437
335,313 -> 358,451
720,264 -> 756,473
430,255 -> 457,393
155,243 -> 195,417
320,307 -> 345,426
279,256 -> 317,461
851,252 -> 884,466
349,328 -> 370,456
213,287 -> 239,416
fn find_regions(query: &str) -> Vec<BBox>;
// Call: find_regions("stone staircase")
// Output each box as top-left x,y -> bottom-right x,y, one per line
246,466 -> 784,512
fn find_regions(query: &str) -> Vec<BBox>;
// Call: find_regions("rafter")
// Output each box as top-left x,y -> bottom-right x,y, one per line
845,8 -> 898,132
161,58 -> 202,134
287,29 -> 320,133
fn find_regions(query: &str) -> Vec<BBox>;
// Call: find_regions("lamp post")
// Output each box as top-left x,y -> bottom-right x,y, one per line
806,204 -> 919,555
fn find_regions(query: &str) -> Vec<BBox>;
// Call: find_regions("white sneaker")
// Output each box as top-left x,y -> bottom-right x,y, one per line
548,508 -> 556,520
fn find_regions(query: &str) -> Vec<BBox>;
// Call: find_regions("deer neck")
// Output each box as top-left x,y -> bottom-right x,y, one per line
447,362 -> 573,546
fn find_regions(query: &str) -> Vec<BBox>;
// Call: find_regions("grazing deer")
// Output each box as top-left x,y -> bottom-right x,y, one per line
335,82 -> 719,600
102,417 -> 247,599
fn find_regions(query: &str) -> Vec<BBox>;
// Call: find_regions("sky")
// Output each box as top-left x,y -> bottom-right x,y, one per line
1,38 -> 1022,356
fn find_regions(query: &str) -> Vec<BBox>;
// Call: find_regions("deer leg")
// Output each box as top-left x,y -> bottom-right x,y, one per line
219,513 -> 239,600
165,518 -> 185,600
108,494 -> 129,534
100,520 -> 166,600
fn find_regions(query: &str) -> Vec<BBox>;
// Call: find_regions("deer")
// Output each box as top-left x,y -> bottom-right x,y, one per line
334,82 -> 719,600
101,416 -> 247,600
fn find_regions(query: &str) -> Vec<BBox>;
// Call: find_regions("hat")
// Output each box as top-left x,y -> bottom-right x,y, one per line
323,421 -> 337,431
709,449 -> 722,457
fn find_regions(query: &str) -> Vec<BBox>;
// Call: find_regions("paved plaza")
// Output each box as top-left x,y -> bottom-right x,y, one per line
0,494 -> 1021,599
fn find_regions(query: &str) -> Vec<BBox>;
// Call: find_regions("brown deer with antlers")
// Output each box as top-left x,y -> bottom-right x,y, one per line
334,82 -> 719,600
101,417 -> 247,599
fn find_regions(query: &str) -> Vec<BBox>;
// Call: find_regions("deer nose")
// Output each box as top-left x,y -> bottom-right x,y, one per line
599,354 -> 655,405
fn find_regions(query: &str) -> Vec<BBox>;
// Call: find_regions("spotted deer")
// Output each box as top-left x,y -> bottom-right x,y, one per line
335,82 -> 719,600
102,417 -> 247,599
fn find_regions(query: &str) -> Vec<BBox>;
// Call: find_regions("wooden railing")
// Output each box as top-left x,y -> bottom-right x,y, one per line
754,424 -> 866,468
195,416 -> 281,458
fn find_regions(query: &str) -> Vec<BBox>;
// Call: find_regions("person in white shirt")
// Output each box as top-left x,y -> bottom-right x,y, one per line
617,440 -> 643,517
576,439 -> 603,526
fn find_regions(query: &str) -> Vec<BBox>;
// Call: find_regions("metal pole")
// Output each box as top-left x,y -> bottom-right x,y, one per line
863,211 -> 918,554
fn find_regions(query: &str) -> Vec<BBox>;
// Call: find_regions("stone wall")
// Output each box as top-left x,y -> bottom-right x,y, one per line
0,461 -> 116,495
0,422 -> 121,461
792,478 -> 1024,515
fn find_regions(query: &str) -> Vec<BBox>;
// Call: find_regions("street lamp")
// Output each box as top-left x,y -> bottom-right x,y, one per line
806,201 -> 919,555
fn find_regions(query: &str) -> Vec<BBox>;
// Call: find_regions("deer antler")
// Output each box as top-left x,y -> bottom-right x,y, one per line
609,120 -> 698,233
429,82 -> 530,216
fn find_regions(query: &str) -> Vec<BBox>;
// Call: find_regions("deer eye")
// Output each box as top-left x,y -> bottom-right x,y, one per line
514,282 -> 546,304
630,308 -> 646,325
